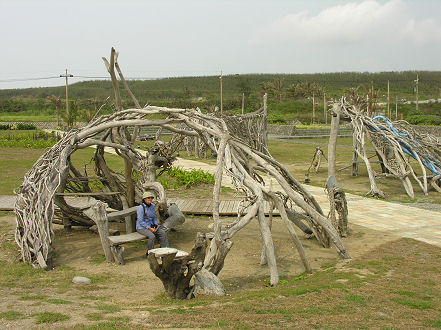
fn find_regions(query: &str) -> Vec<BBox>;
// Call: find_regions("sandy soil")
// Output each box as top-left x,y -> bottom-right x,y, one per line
0,212 -> 399,328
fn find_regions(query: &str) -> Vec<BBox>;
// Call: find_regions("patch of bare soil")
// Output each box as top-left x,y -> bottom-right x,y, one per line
0,210 -> 402,328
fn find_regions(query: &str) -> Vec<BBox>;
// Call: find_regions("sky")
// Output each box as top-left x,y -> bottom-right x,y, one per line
1,0 -> 441,89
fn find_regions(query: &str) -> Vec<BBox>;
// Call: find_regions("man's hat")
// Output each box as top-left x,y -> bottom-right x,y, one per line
142,190 -> 155,199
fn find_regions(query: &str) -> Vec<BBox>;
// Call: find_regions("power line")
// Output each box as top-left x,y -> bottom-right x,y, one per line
0,76 -> 60,82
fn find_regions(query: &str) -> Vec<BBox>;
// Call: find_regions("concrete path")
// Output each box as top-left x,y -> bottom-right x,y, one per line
2,155 -> 440,248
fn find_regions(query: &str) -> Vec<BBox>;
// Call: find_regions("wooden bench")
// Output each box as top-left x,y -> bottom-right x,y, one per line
108,232 -> 148,265
85,200 -> 185,265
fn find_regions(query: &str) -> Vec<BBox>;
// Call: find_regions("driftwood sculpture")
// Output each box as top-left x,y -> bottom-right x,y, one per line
329,97 -> 441,198
308,147 -> 327,173
15,48 -> 350,290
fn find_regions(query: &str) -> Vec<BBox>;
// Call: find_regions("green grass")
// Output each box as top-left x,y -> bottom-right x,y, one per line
393,290 -> 416,297
345,294 -> 366,304
85,312 -> 105,321
425,319 -> 441,328
19,294 -> 47,301
78,316 -> 133,330
46,298 -> 73,304
0,114 -> 57,122
96,304 -> 121,313
0,146 -> 124,195
391,297 -> 435,309
90,254 -> 107,265
0,310 -> 24,320
33,312 -> 70,324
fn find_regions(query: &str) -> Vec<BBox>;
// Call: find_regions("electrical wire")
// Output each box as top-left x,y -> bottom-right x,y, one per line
0,76 -> 61,83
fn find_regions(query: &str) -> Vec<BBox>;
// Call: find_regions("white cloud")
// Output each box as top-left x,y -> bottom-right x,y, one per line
261,0 -> 441,46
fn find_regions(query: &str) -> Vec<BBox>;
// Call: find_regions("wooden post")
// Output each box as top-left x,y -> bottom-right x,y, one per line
84,200 -> 114,262
351,138 -> 358,177
324,93 -> 327,124
220,70 -> 223,115
328,106 -> 340,177
312,92 -> 315,124
263,93 -> 267,114
65,69 -> 69,127
241,93 -> 245,115
415,74 -> 419,112
60,69 -> 73,127
387,80 -> 390,118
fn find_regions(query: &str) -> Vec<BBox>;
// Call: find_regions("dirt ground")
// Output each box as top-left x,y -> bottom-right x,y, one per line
0,209 -> 406,329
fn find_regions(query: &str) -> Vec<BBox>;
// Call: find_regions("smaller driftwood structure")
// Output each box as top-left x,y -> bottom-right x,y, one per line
328,97 -> 441,199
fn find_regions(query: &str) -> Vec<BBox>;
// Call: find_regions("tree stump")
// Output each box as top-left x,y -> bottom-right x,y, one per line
147,233 -> 207,299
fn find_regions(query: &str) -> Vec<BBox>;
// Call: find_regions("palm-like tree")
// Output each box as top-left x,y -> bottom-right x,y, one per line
61,100 -> 79,128
272,78 -> 285,102
46,95 -> 63,126
259,81 -> 274,97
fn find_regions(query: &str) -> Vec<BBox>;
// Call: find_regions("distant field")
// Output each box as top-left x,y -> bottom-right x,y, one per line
0,114 -> 56,122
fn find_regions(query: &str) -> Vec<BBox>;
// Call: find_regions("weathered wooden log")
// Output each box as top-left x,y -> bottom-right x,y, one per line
285,209 -> 313,235
110,245 -> 125,265
193,268 -> 226,297
83,201 -> 114,263
147,233 -> 207,299
162,203 -> 185,230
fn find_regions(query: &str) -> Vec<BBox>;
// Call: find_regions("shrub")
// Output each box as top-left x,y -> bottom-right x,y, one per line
164,167 -> 215,188
17,123 -> 36,130
405,114 -> 441,126
0,124 -> 11,130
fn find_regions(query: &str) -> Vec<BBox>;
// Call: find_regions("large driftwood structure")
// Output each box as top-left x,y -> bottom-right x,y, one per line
329,97 -> 441,198
15,48 -> 350,289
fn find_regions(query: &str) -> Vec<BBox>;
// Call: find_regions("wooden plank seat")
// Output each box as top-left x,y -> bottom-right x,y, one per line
107,232 -> 147,265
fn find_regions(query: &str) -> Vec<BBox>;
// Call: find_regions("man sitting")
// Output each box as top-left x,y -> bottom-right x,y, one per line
136,191 -> 169,255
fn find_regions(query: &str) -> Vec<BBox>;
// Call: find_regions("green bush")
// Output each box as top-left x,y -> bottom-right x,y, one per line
16,123 -> 36,130
0,124 -> 10,130
164,167 -> 215,188
0,131 -> 57,148
405,114 -> 441,126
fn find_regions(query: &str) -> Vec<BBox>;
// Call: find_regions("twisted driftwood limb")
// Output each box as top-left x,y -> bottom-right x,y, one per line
431,174 -> 441,193
147,233 -> 207,299
326,176 -> 348,237
269,193 -> 312,274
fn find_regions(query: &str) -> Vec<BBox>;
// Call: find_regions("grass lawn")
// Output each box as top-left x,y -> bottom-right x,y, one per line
0,147 -> 124,195
0,114 -> 57,122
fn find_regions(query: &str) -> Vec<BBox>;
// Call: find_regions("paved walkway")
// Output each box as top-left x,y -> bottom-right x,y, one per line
2,155 -> 440,248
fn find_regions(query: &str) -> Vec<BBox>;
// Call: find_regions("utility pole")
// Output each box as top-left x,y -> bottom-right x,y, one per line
241,93 -> 244,115
387,80 -> 390,118
312,92 -> 315,124
415,74 -> 419,112
324,93 -> 327,124
219,70 -> 223,115
369,81 -> 374,116
60,69 -> 73,127
395,96 -> 398,120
